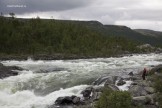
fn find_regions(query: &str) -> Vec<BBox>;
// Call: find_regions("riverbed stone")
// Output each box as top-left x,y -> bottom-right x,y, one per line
104,84 -> 119,91
128,71 -> 134,76
81,87 -> 93,99
116,78 -> 126,86
0,63 -> 23,79
93,76 -> 122,85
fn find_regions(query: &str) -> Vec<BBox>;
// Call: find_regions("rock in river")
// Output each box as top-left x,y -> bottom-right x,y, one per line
0,63 -> 23,79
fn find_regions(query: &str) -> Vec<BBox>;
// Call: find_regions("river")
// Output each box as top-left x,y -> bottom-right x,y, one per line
0,53 -> 162,108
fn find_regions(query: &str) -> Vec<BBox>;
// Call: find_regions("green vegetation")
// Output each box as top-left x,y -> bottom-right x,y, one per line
148,68 -> 162,107
153,71 -> 162,107
95,88 -> 132,108
0,16 -> 142,58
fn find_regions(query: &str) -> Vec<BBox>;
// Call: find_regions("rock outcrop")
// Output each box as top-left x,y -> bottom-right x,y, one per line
0,63 -> 23,79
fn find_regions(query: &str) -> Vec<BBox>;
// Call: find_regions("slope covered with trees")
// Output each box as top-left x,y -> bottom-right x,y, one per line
0,16 -> 159,59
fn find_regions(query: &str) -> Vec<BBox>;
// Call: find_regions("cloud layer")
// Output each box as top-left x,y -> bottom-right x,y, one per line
1,0 -> 162,31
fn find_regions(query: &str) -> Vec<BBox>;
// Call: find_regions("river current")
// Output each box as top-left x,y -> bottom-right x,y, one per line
0,53 -> 162,108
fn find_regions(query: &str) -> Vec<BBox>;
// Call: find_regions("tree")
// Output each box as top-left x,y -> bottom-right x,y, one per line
0,12 -> 3,17
9,12 -> 15,19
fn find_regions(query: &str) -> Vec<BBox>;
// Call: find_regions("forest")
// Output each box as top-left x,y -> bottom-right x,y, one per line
0,16 -> 147,58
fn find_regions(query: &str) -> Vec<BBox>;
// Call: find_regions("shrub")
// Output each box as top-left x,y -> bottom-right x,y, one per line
95,88 -> 132,108
154,73 -> 162,107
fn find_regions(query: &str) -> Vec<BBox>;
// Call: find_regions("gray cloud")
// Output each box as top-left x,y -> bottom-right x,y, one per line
1,0 -> 162,31
0,0 -> 93,14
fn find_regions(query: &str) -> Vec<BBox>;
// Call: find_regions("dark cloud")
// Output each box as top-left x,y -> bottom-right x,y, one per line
0,0 -> 93,14
0,0 -> 162,31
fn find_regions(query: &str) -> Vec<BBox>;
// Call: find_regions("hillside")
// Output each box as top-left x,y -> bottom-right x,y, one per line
0,16 -> 161,59
52,19 -> 162,46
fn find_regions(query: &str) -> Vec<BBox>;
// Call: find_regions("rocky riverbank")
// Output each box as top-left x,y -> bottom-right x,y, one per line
0,53 -> 135,61
53,65 -> 162,108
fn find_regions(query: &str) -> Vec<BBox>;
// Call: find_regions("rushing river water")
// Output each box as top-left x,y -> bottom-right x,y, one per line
0,53 -> 162,108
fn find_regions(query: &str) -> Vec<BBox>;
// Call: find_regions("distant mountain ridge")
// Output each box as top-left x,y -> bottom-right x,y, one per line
134,29 -> 162,37
72,20 -> 162,46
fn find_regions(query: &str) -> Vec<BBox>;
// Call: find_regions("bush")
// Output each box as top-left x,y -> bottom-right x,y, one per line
95,88 -> 132,108
154,74 -> 162,107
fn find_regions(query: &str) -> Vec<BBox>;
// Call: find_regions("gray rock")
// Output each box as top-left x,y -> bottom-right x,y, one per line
129,76 -> 141,81
55,96 -> 82,106
128,85 -> 147,97
55,96 -> 73,105
132,94 -> 156,106
105,84 -> 119,91
72,97 -> 80,104
81,87 -> 93,99
91,92 -> 102,101
131,82 -> 138,85
128,71 -> 134,76
116,79 -> 126,86
93,76 -> 122,85
93,86 -> 105,92
0,63 -> 23,79
144,87 -> 155,94
150,64 -> 162,73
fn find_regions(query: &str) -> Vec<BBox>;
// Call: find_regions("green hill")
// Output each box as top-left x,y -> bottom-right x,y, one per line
0,16 -> 161,59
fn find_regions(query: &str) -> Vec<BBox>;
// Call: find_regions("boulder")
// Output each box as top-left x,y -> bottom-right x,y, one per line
128,71 -> 134,76
72,96 -> 80,104
81,87 -> 93,99
138,80 -> 152,87
55,95 -> 81,105
91,92 -> 102,101
0,63 -> 23,79
150,64 -> 162,73
93,86 -> 105,92
116,79 -> 126,86
144,87 -> 155,94
104,84 -> 119,91
55,96 -> 73,105
129,76 -> 141,81
132,94 -> 156,106
93,76 -> 122,85
128,85 -> 147,97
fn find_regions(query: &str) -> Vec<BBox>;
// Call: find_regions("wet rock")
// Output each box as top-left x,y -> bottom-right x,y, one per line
104,84 -> 119,91
93,86 -> 105,92
72,96 -> 80,104
93,76 -> 122,85
55,96 -> 81,106
55,96 -> 73,105
129,76 -> 141,81
81,87 -> 93,99
116,79 -> 126,86
128,71 -> 134,76
0,63 -> 22,79
91,92 -> 102,101
131,82 -> 138,85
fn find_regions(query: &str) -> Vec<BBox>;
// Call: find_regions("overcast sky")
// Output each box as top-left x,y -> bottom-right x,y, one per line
0,0 -> 162,31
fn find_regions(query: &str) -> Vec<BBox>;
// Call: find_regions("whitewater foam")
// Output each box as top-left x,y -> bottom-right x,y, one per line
0,53 -> 162,108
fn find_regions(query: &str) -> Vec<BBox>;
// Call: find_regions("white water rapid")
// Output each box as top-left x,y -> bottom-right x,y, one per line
0,53 -> 162,108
